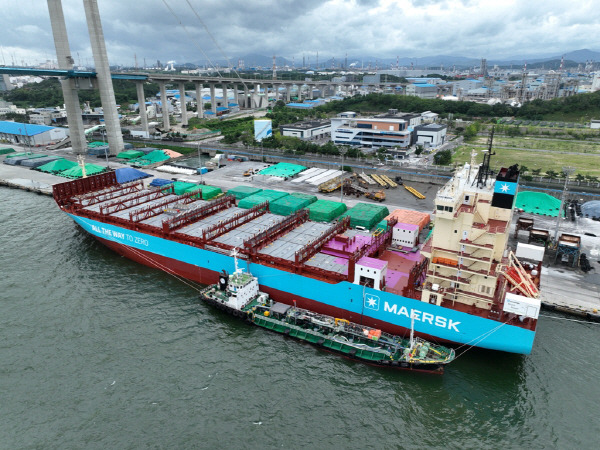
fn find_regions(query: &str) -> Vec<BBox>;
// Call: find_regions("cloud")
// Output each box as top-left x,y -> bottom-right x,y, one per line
0,0 -> 599,67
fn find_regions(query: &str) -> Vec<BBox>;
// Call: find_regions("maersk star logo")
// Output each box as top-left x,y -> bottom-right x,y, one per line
364,293 -> 380,311
500,183 -> 510,192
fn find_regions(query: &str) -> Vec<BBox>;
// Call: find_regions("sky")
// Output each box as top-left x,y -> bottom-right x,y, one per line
1,0 -> 599,68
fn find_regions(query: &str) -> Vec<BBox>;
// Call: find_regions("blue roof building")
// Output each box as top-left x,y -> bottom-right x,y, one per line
0,120 -> 68,146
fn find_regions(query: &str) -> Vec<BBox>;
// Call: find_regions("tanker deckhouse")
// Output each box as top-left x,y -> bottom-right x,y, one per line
52,161 -> 541,355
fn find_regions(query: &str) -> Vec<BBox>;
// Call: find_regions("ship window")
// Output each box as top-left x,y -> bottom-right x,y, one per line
437,205 -> 444,211
444,206 -> 453,212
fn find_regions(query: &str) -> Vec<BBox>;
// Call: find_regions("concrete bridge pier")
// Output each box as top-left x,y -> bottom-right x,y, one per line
178,82 -> 188,127
286,85 -> 291,103
158,81 -> 170,130
83,0 -> 124,155
210,83 -> 216,114
222,83 -> 229,109
195,83 -> 203,118
135,82 -> 149,136
244,85 -> 249,108
47,0 -> 87,156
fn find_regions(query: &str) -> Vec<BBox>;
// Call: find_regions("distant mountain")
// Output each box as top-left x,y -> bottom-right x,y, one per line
561,49 -> 600,63
188,49 -> 599,71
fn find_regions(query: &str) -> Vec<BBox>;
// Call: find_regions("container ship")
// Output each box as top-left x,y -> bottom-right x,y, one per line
52,160 -> 542,354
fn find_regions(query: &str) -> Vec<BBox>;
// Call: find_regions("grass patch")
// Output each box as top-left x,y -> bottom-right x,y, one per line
453,145 -> 600,177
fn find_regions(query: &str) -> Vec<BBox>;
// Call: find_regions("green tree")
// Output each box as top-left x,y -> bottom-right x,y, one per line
531,168 -> 542,176
520,165 -> 529,174
545,170 -> 558,180
414,145 -> 424,156
434,149 -> 452,165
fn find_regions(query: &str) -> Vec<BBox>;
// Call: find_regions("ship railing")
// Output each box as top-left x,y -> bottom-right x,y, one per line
53,171 -> 119,207
165,195 -> 236,233
244,209 -> 309,254
73,180 -> 144,207
129,192 -> 197,223
294,216 -> 350,265
202,201 -> 269,243
98,189 -> 170,216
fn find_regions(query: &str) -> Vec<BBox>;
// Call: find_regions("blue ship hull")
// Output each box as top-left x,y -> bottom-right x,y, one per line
69,213 -> 536,354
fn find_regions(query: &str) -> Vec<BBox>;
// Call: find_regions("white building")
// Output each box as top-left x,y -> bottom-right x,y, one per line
405,83 -> 438,99
331,116 -> 412,148
280,120 -> 330,139
414,123 -> 447,149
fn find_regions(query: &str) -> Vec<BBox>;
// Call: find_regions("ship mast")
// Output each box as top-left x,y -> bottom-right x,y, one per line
476,126 -> 495,188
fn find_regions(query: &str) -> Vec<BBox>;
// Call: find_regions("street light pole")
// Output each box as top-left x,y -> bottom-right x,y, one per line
103,130 -> 109,169
339,146 -> 348,203
554,166 -> 575,242
198,142 -> 203,184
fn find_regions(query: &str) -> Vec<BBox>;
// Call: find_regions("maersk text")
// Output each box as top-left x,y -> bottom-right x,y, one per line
383,302 -> 461,332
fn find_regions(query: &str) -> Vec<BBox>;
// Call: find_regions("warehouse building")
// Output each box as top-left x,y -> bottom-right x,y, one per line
0,121 -> 68,146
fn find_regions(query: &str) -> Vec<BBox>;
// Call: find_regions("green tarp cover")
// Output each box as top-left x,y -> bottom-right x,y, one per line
258,162 -> 306,178
515,191 -> 563,217
227,185 -> 262,200
257,189 -> 289,202
238,194 -> 271,209
5,152 -> 46,159
306,199 -> 347,222
117,150 -> 145,160
172,181 -> 197,195
88,141 -> 107,148
0,147 -> 15,155
185,185 -> 222,200
341,203 -> 390,230
290,192 -> 318,204
129,150 -> 170,166
36,158 -> 78,173
60,164 -> 106,179
270,195 -> 313,216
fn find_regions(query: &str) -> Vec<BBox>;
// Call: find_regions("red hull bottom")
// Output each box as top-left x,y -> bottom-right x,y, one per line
96,236 -> 455,348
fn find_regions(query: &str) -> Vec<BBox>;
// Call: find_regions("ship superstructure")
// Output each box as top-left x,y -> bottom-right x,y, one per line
421,161 -> 540,330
